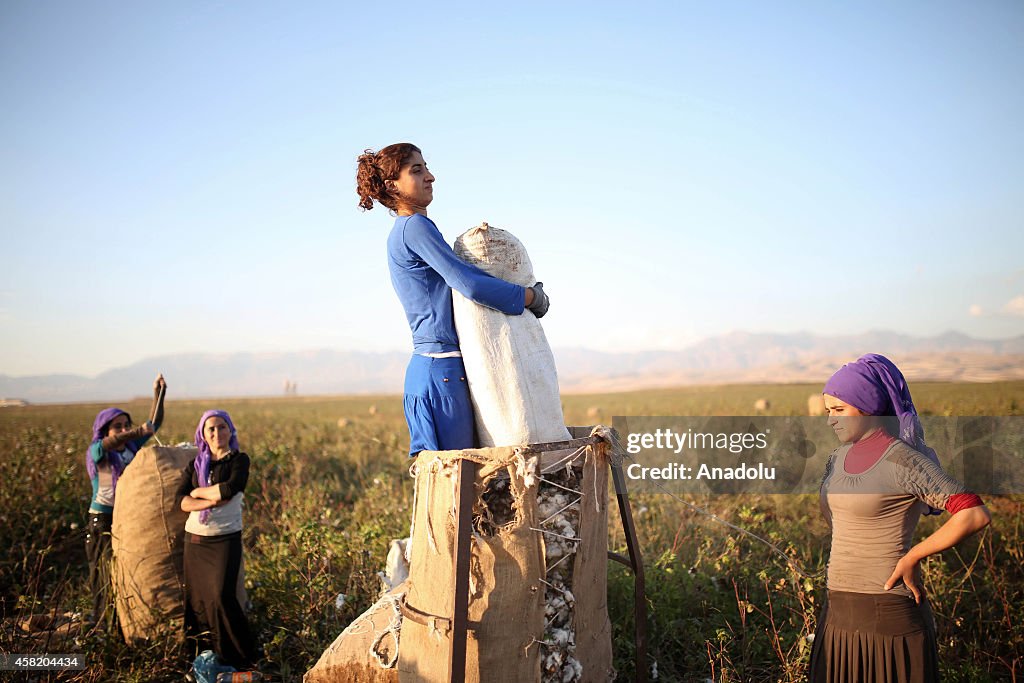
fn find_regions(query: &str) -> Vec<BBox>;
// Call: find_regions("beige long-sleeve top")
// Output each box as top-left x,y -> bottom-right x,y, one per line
820,438 -> 967,598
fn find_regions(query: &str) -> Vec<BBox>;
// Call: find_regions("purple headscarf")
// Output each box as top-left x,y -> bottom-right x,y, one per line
823,353 -> 940,468
193,409 -> 240,524
86,407 -> 137,491
824,353 -> 945,516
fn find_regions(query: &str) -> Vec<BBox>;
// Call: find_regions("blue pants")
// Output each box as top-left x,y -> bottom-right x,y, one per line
403,354 -> 476,456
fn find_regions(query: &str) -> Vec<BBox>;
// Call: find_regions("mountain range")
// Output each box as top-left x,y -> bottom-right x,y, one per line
2,331 -> 1023,403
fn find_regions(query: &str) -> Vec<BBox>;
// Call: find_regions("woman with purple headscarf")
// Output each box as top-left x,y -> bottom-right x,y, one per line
176,410 -> 258,672
810,354 -> 991,682
85,372 -> 167,627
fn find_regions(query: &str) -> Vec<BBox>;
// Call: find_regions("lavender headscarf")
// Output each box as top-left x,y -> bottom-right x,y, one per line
193,409 -> 240,524
86,407 -> 137,492
823,353 -> 940,468
823,353 -> 945,516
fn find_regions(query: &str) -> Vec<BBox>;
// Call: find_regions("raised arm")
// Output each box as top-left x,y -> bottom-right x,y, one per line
97,374 -> 166,453
148,373 -> 167,432
100,422 -> 154,452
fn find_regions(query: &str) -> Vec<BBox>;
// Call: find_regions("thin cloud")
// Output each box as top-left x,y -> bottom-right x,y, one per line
968,304 -> 984,317
1003,295 -> 1024,317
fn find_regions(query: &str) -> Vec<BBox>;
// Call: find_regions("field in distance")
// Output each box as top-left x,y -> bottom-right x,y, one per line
1,382 -> 1021,682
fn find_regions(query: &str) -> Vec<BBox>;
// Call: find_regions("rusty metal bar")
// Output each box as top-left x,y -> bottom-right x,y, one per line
608,550 -> 632,567
448,458 -> 477,683
517,434 -> 601,454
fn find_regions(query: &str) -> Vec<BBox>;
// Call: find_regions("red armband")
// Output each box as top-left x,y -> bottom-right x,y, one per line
945,493 -> 984,515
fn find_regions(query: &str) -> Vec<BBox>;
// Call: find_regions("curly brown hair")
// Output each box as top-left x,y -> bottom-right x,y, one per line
356,143 -> 422,212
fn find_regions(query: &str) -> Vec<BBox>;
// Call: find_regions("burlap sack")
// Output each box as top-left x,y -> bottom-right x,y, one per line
303,584 -> 405,683
452,222 -> 571,448
397,433 -> 613,683
111,445 -> 194,644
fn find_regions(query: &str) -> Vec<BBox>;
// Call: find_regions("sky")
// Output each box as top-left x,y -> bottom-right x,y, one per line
2,1 -> 1022,377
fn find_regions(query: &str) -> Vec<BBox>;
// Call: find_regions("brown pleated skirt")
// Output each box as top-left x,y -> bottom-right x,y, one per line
809,590 -> 939,683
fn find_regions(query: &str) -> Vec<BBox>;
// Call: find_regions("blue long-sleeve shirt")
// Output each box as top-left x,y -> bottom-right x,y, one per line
387,213 -> 525,353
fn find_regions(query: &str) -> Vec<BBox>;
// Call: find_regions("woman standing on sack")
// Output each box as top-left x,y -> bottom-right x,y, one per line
356,143 -> 550,456
811,353 -> 991,682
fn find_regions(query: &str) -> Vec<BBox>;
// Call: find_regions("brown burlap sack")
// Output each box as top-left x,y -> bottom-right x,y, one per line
303,583 -> 406,683
397,431 -> 613,683
111,445 -> 194,645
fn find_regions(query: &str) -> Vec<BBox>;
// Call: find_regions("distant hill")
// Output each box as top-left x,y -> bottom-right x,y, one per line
2,331 -> 1023,403
553,331 -> 1024,391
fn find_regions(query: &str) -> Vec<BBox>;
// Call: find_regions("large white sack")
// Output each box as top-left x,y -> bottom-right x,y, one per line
452,222 -> 571,447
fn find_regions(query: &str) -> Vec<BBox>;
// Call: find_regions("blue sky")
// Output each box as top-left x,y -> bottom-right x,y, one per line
2,1 -> 1022,376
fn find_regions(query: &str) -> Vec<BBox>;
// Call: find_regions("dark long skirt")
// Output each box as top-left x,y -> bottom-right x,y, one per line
85,511 -> 114,625
184,531 -> 258,670
809,590 -> 939,683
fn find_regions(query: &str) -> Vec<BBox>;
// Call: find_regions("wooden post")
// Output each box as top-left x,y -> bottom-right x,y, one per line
610,458 -> 648,683
449,458 -> 477,682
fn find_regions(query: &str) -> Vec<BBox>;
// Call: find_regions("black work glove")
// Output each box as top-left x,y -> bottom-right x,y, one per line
527,281 -> 550,318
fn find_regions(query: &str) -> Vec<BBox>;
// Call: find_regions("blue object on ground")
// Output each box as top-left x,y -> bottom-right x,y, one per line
192,650 -> 236,683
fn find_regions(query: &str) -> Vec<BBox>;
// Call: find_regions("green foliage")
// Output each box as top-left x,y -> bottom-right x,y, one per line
0,383 -> 1021,681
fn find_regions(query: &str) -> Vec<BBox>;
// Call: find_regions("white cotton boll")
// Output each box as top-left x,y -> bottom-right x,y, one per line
562,590 -> 575,607
385,538 -> 410,588
516,454 -> 538,490
548,628 -> 571,646
537,494 -> 558,516
546,596 -> 569,623
555,518 -> 575,537
545,650 -> 564,671
335,593 -> 347,610
562,658 -> 583,682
